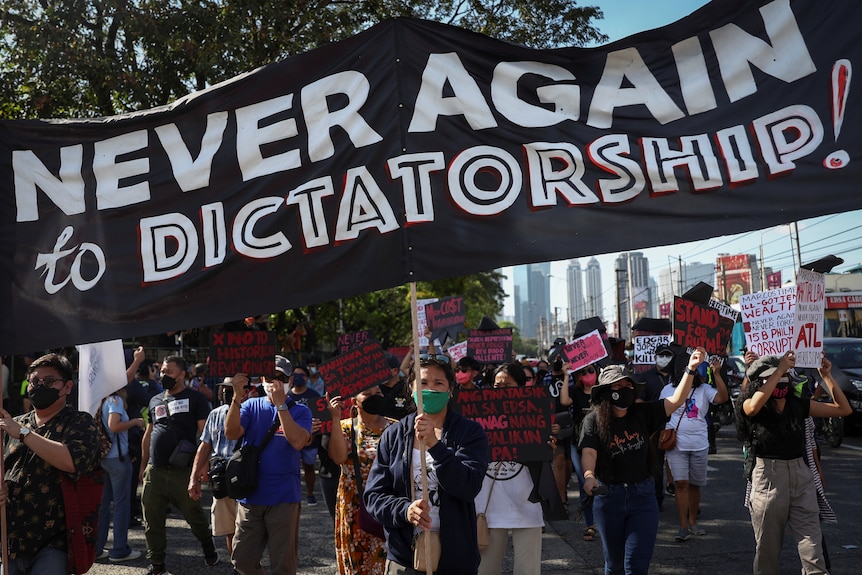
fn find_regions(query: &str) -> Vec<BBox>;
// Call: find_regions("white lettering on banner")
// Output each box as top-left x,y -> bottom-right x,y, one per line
710,0 -> 816,103
285,177 -> 336,249
13,0 -> 815,225
335,167 -> 399,241
154,112 -> 229,192
35,226 -> 106,294
643,134 -> 723,195
202,202 -> 227,268
448,146 -> 521,216
491,61 -> 580,127
525,142 -> 598,207
388,153 -> 446,224
233,197 -> 292,259
140,213 -> 199,282
93,130 -> 151,210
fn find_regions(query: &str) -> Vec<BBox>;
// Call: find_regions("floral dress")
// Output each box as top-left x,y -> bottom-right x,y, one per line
335,417 -> 393,575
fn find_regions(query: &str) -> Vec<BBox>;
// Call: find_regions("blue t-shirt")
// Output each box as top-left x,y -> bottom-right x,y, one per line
101,395 -> 129,459
239,397 -> 312,505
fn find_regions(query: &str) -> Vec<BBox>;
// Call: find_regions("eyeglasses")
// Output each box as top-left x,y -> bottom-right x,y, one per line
419,354 -> 450,366
28,376 -> 64,388
456,367 -> 470,373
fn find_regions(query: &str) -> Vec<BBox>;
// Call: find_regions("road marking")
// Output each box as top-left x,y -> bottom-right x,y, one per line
839,443 -> 862,452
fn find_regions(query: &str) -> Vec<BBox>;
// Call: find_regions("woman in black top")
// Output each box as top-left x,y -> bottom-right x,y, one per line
579,348 -> 705,575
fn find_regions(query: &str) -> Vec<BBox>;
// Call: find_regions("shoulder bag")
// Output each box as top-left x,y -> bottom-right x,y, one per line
657,388 -> 694,451
60,469 -> 105,574
477,461 -> 502,552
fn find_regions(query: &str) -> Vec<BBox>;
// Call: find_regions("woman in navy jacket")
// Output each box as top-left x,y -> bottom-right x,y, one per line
365,354 -> 489,574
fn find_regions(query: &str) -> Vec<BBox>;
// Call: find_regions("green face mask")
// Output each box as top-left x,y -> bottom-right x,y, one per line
413,389 -> 450,414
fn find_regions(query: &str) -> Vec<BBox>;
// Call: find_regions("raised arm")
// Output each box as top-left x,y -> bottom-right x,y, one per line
664,347 -> 706,416
809,355 -> 852,418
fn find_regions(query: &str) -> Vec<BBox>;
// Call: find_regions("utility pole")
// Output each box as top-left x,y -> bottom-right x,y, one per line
792,221 -> 803,269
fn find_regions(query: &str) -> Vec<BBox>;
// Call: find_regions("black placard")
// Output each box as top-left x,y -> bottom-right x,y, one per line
208,331 -> 276,378
466,328 -> 513,364
455,386 -> 553,462
318,339 -> 391,398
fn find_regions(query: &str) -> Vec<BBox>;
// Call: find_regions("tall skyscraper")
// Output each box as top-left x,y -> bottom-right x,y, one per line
567,259 -> 585,326
513,262 -> 551,339
585,258 -> 603,320
615,252 -> 652,340
657,261 -> 716,308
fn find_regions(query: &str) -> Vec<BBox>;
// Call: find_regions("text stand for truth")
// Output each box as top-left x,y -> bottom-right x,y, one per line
410,282 -> 432,575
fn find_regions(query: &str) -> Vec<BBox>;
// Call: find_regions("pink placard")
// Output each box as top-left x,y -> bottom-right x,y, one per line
561,329 -> 608,372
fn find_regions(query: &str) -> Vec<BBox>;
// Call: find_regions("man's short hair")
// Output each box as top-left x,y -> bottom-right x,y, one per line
163,355 -> 187,372
28,353 -> 74,382
457,357 -> 481,372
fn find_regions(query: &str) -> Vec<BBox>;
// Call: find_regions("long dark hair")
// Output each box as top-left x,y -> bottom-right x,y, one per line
593,400 -> 614,446
494,362 -> 527,386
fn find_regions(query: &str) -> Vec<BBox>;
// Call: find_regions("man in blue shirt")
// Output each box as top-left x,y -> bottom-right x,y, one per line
225,359 -> 312,575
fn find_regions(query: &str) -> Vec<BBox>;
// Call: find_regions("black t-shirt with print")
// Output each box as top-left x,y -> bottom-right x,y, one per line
148,388 -> 210,467
748,394 -> 810,460
579,401 -> 668,485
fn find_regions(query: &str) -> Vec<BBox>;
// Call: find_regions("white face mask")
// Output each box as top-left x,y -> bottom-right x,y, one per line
655,356 -> 673,370
263,382 -> 291,399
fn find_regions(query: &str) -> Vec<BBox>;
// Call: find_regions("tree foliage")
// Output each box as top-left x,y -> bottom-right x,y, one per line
1,0 -> 604,118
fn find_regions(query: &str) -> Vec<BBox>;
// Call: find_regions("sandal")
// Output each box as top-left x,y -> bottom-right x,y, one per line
583,526 -> 598,541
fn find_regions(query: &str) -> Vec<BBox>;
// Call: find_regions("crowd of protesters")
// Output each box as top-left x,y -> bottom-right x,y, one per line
0,314 -> 849,575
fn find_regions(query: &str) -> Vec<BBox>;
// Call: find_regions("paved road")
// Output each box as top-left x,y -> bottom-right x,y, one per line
89,426 -> 862,574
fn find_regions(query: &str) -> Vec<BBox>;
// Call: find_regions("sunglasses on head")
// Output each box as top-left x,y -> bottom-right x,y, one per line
419,353 -> 450,366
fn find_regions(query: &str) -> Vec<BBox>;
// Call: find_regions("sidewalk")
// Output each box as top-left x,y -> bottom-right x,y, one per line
88,426 -> 862,574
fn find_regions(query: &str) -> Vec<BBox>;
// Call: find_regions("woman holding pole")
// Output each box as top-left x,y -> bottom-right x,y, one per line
364,352 -> 489,575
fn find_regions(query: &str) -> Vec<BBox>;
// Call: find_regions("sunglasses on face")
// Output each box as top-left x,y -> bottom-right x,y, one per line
419,353 -> 450,366
456,367 -> 471,373
28,376 -> 64,388
578,367 -> 596,375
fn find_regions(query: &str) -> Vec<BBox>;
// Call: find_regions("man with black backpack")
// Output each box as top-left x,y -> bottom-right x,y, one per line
224,356 -> 312,575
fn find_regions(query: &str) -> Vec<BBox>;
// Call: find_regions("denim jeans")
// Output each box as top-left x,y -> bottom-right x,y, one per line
8,546 -> 67,575
571,445 -> 594,526
593,478 -> 659,575
96,455 -> 134,558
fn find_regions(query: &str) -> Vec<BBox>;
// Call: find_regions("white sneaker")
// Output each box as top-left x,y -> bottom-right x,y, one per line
96,550 -> 110,560
110,549 -> 143,562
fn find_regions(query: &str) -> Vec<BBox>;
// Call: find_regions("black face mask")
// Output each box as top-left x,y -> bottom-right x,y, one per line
29,385 -> 62,410
360,394 -> 387,415
609,387 -> 636,410
161,375 -> 177,389
552,359 -> 564,372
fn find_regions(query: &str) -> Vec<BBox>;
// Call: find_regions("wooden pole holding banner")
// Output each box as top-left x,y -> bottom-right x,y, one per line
1,357 -> 8,575
409,282 -> 432,575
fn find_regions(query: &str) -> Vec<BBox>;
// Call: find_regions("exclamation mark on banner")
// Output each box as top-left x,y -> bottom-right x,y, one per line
824,59 -> 851,169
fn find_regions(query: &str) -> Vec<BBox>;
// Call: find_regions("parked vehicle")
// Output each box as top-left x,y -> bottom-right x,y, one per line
822,337 -> 862,427
714,355 -> 745,427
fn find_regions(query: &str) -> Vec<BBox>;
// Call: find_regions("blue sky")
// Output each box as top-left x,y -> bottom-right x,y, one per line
501,1 -> 862,324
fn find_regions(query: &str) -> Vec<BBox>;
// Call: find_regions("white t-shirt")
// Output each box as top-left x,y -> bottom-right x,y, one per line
659,384 -> 718,451
412,448 -> 441,533
474,461 -> 543,529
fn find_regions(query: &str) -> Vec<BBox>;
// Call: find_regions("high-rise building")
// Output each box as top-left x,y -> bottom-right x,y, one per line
657,261 -> 716,309
513,262 -> 551,340
615,252 -> 652,340
585,258 -> 603,320
567,259 -> 585,326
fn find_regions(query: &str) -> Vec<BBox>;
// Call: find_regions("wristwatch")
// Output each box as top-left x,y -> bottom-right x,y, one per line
277,402 -> 290,411
19,427 -> 32,442
686,368 -> 698,376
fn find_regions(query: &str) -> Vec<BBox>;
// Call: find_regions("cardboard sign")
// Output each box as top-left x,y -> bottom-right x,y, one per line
447,341 -> 468,363
209,331 -> 277,377
672,298 -> 733,356
424,296 -> 465,342
455,386 -> 553,462
561,330 -> 608,372
739,287 -> 797,356
337,329 -> 374,353
633,335 -> 673,365
793,269 -> 826,368
467,328 -> 513,364
318,339 -> 391,398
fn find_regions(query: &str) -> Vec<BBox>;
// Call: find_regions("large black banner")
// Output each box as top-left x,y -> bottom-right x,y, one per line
2,0 -> 861,353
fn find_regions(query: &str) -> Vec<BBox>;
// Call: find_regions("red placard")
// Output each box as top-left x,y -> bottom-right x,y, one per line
208,330 -> 276,378
337,329 -> 374,353
672,297 -> 733,356
561,330 -> 608,372
318,339 -> 391,398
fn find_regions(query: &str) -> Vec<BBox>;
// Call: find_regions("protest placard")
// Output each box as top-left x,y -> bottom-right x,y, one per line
209,330 -> 276,377
455,386 -> 553,462
447,341 -> 468,363
793,268 -> 826,368
467,328 -> 513,364
319,339 -> 391,398
306,395 -> 334,435
337,329 -> 374,353
633,334 -> 673,365
672,297 -> 734,356
561,330 -> 608,372
424,296 -> 465,342
417,297 -> 437,348
739,287 -> 796,356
